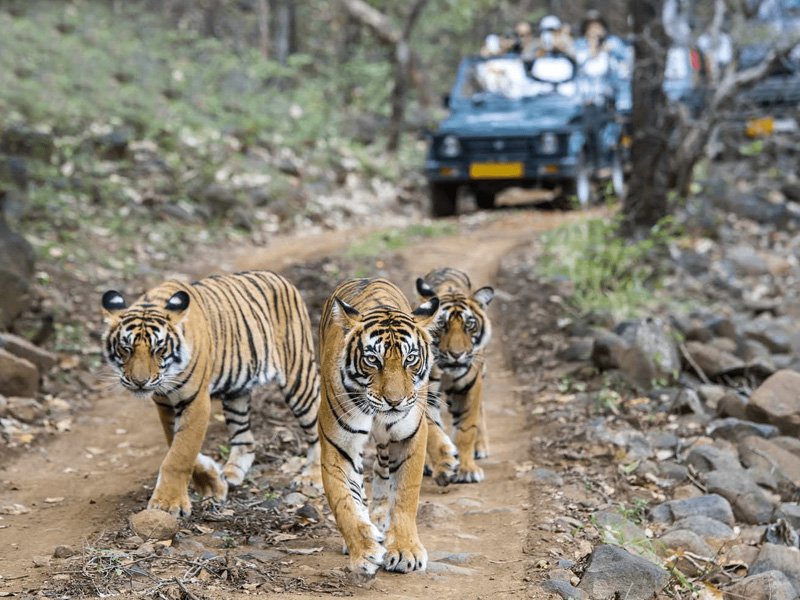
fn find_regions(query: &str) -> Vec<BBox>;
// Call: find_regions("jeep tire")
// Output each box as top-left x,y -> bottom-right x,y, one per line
474,189 -> 496,210
430,182 -> 458,217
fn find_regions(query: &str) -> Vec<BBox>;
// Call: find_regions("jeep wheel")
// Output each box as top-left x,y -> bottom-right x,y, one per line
474,190 -> 495,210
430,182 -> 458,217
575,162 -> 592,208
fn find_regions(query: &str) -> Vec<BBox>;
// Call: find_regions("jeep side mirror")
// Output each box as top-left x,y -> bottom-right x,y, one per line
442,93 -> 451,108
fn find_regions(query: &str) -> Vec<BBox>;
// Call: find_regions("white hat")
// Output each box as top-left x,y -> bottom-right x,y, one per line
540,15 -> 562,31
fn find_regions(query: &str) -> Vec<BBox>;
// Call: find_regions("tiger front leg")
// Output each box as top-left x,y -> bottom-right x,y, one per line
383,416 -> 428,573
220,394 -> 256,486
474,399 -> 490,459
150,394 -> 211,517
319,415 -> 384,580
425,400 -> 459,486
449,374 -> 485,483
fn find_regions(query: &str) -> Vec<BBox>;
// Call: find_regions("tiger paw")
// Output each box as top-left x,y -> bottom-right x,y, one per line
347,542 -> 386,581
431,461 -> 458,487
148,488 -> 192,518
192,457 -> 228,501
222,463 -> 246,487
453,464 -> 484,484
383,539 -> 427,573
474,447 -> 490,459
293,462 -> 323,489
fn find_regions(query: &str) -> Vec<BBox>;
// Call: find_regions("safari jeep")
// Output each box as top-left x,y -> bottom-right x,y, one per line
425,53 -> 625,217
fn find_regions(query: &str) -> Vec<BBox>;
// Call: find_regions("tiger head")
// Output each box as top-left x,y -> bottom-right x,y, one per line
100,288 -> 193,396
332,296 -> 439,415
416,278 -> 494,370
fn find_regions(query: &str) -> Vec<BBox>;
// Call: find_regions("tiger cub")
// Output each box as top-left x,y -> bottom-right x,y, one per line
101,271 -> 320,517
317,278 -> 439,578
416,267 -> 494,483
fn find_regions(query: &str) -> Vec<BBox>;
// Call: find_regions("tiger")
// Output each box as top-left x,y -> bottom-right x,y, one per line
416,267 -> 494,483
100,271 -> 320,518
317,278 -> 445,579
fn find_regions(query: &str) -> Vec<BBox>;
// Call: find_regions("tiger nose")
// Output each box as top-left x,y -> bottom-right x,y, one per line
450,351 -> 466,360
385,394 -> 404,408
129,375 -> 149,388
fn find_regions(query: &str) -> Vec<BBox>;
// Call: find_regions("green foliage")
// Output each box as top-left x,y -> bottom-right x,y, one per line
345,222 -> 456,258
538,216 -> 680,318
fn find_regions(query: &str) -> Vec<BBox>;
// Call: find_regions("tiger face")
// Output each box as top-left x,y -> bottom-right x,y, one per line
416,279 -> 494,370
101,289 -> 192,396
333,297 -> 439,415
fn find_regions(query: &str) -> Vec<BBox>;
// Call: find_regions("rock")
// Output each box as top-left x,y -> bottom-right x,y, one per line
6,397 -> 45,423
684,341 -> 745,377
705,469 -> 776,525
686,444 -> 742,474
557,338 -> 594,362
418,502 -> 454,527
0,217 -> 34,330
774,504 -> 800,530
723,543 -> 759,569
711,190 -> 790,227
669,516 -> 735,546
724,570 -> 797,600
296,503 -> 319,521
773,436 -> 800,458
0,334 -> 56,372
0,350 -> 38,397
129,509 -> 179,541
425,561 -> 475,576
428,551 -> 480,564
717,391 -> 749,419
649,494 -> 735,527
578,544 -> 669,600
748,370 -> 800,435
616,318 -> 681,383
591,328 -> 628,370
594,510 -> 652,558
658,461 -> 689,482
542,579 -> 588,600
94,129 -> 130,160
764,519 -> 800,548
529,468 -> 563,486
670,388 -> 709,416
706,317 -> 738,340
744,320 -> 793,354
32,555 -> 51,568
708,418 -> 779,441
52,545 -> 76,559
726,244 -> 770,276
738,436 -> 800,486
698,384 -> 728,409
750,544 -> 800,593
237,548 -> 281,563
657,529 -> 714,576
282,492 -> 307,506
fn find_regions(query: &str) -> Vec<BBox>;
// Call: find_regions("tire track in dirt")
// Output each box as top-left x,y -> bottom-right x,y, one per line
0,209 -> 599,598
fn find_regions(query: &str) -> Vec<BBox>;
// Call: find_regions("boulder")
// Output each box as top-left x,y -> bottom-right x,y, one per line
750,544 -> 800,593
616,318 -> 681,384
708,418 -> 779,441
738,436 -> 800,487
723,570 -> 797,600
774,503 -> 800,530
129,509 -> 179,541
0,349 -> 38,397
744,320 -> 793,354
686,444 -> 742,474
669,516 -> 735,547
684,341 -> 745,377
590,328 -> 628,371
748,370 -> 800,436
6,397 -> 44,423
705,469 -> 776,525
0,216 -> 35,330
0,333 -> 56,372
578,545 -> 669,600
717,391 -> 749,419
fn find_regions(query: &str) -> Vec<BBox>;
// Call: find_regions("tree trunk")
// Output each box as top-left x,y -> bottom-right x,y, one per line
622,0 -> 672,237
258,0 -> 270,60
275,0 -> 294,65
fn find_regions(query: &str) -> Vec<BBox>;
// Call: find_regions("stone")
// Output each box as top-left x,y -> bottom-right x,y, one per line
670,388 -> 708,416
590,328 -> 628,371
0,350 -> 38,398
129,509 -> 179,541
748,370 -> 800,436
686,444 -> 742,474
529,468 -> 563,486
684,341 -> 745,377
578,545 -> 669,600
750,544 -> 800,593
708,418 -> 779,441
706,317 -> 737,340
0,216 -> 35,330
724,570 -> 797,600
658,529 -> 714,557
282,492 -> 307,506
6,397 -> 45,423
0,334 -> 57,372
418,502 -> 454,527
649,494 -> 735,527
698,384 -> 728,409
774,504 -> 800,530
705,469 -> 776,525
616,317 -> 681,384
594,510 -> 651,558
723,544 -> 759,569
717,391 -> 749,419
557,338 -> 594,362
425,561 -> 474,576
709,336 -> 738,354
738,436 -> 800,486
773,436 -> 800,458
726,244 -> 770,276
764,519 -> 799,548
52,545 -> 76,559
744,320 -> 793,354
669,516 -> 735,546
428,551 -> 479,564
542,579 -> 588,600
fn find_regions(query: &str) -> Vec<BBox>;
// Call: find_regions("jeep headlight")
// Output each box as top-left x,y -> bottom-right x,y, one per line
440,135 -> 461,157
539,132 -> 559,155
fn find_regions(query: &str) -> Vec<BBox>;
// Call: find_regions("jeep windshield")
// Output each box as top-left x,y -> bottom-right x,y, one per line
458,55 -> 578,102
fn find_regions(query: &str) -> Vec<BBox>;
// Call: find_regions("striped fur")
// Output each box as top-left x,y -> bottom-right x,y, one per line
317,278 -> 439,579
101,271 -> 320,517
417,267 -> 494,483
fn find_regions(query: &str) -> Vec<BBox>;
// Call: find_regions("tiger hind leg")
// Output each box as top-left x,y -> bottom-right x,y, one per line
221,394 -> 256,486
279,374 -> 322,486
192,454 -> 228,500
474,401 -> 490,459
424,387 -> 458,486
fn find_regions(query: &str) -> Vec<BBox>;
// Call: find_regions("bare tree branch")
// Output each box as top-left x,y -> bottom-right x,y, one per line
337,0 -> 401,46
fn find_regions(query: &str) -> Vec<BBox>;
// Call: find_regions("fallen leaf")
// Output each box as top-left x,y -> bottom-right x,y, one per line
284,546 -> 323,555
44,497 -> 65,504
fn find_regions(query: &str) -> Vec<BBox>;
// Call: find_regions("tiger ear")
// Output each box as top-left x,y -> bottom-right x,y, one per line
412,296 -> 439,329
165,290 -> 190,312
473,286 -> 495,307
101,290 -> 127,321
416,277 -> 436,299
332,297 -> 361,330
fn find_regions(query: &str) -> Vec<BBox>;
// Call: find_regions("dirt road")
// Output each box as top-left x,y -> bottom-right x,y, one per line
0,209 -> 595,599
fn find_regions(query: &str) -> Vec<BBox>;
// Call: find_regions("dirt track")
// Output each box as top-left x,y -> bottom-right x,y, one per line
0,209 -> 597,599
